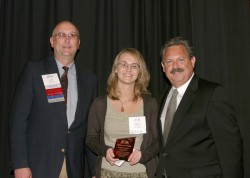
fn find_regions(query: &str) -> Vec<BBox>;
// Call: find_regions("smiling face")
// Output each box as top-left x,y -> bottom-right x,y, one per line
115,52 -> 141,86
50,21 -> 80,63
161,45 -> 196,88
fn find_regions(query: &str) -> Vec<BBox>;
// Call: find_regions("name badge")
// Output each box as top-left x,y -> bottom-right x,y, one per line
129,116 -> 146,134
42,73 -> 65,103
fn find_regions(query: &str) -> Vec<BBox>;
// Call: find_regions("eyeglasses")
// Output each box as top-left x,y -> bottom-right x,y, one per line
53,32 -> 79,40
118,61 -> 140,70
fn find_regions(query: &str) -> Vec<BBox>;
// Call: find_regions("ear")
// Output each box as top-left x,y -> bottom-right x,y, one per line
77,39 -> 80,49
191,56 -> 196,67
161,62 -> 166,72
50,37 -> 54,48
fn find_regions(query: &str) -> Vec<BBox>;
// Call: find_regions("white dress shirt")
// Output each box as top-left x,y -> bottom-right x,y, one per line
56,59 -> 78,128
160,73 -> 194,132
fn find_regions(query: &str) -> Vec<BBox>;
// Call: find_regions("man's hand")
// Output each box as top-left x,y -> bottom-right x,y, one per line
14,167 -> 32,178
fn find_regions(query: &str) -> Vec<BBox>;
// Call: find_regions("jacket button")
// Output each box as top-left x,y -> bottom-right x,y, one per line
163,152 -> 168,157
67,131 -> 70,134
61,149 -> 65,153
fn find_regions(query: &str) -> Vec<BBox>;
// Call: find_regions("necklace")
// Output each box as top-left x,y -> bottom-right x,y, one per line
119,99 -> 132,112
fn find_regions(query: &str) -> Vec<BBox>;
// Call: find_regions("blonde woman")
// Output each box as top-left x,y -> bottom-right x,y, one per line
86,48 -> 159,178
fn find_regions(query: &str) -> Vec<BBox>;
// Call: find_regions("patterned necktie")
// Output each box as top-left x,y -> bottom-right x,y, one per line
60,66 -> 69,104
163,89 -> 178,145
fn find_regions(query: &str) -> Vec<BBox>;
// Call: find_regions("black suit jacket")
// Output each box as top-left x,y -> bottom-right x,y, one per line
156,75 -> 243,178
10,57 -> 97,178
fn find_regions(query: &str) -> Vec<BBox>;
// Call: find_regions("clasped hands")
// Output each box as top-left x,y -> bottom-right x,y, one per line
105,147 -> 141,166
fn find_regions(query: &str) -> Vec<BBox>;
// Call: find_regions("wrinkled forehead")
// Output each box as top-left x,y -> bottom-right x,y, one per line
164,45 -> 189,57
53,22 -> 79,35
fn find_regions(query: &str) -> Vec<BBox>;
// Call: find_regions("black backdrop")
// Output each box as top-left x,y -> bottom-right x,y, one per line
1,0 -> 250,177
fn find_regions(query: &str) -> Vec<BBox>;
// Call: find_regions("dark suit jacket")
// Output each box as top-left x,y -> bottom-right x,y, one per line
10,57 -> 97,178
156,74 -> 243,178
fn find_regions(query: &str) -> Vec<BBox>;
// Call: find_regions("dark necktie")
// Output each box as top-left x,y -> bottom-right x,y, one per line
60,66 -> 69,104
163,89 -> 178,145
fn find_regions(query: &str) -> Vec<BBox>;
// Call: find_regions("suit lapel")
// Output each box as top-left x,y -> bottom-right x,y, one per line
166,75 -> 199,145
44,57 -> 68,127
69,65 -> 86,129
158,87 -> 171,146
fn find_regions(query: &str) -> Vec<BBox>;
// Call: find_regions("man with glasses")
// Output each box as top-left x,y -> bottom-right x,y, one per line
10,21 -> 97,178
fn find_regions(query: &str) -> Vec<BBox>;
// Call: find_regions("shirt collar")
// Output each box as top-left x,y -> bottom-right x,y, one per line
55,58 -> 75,73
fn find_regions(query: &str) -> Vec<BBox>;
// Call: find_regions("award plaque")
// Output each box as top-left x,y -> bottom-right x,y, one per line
113,137 -> 136,161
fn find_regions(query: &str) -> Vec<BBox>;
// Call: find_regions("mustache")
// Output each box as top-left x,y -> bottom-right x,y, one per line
170,68 -> 184,74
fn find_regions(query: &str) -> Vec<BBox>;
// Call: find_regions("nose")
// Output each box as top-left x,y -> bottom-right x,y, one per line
172,60 -> 179,67
126,65 -> 132,71
64,35 -> 70,42
126,67 -> 131,71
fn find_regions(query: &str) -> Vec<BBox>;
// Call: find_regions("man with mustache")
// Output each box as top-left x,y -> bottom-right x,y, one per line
156,37 -> 243,178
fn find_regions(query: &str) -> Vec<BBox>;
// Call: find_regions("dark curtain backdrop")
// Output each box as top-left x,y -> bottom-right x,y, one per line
1,0 -> 249,177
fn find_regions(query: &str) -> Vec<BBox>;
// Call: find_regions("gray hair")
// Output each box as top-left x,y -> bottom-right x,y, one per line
161,37 -> 194,61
